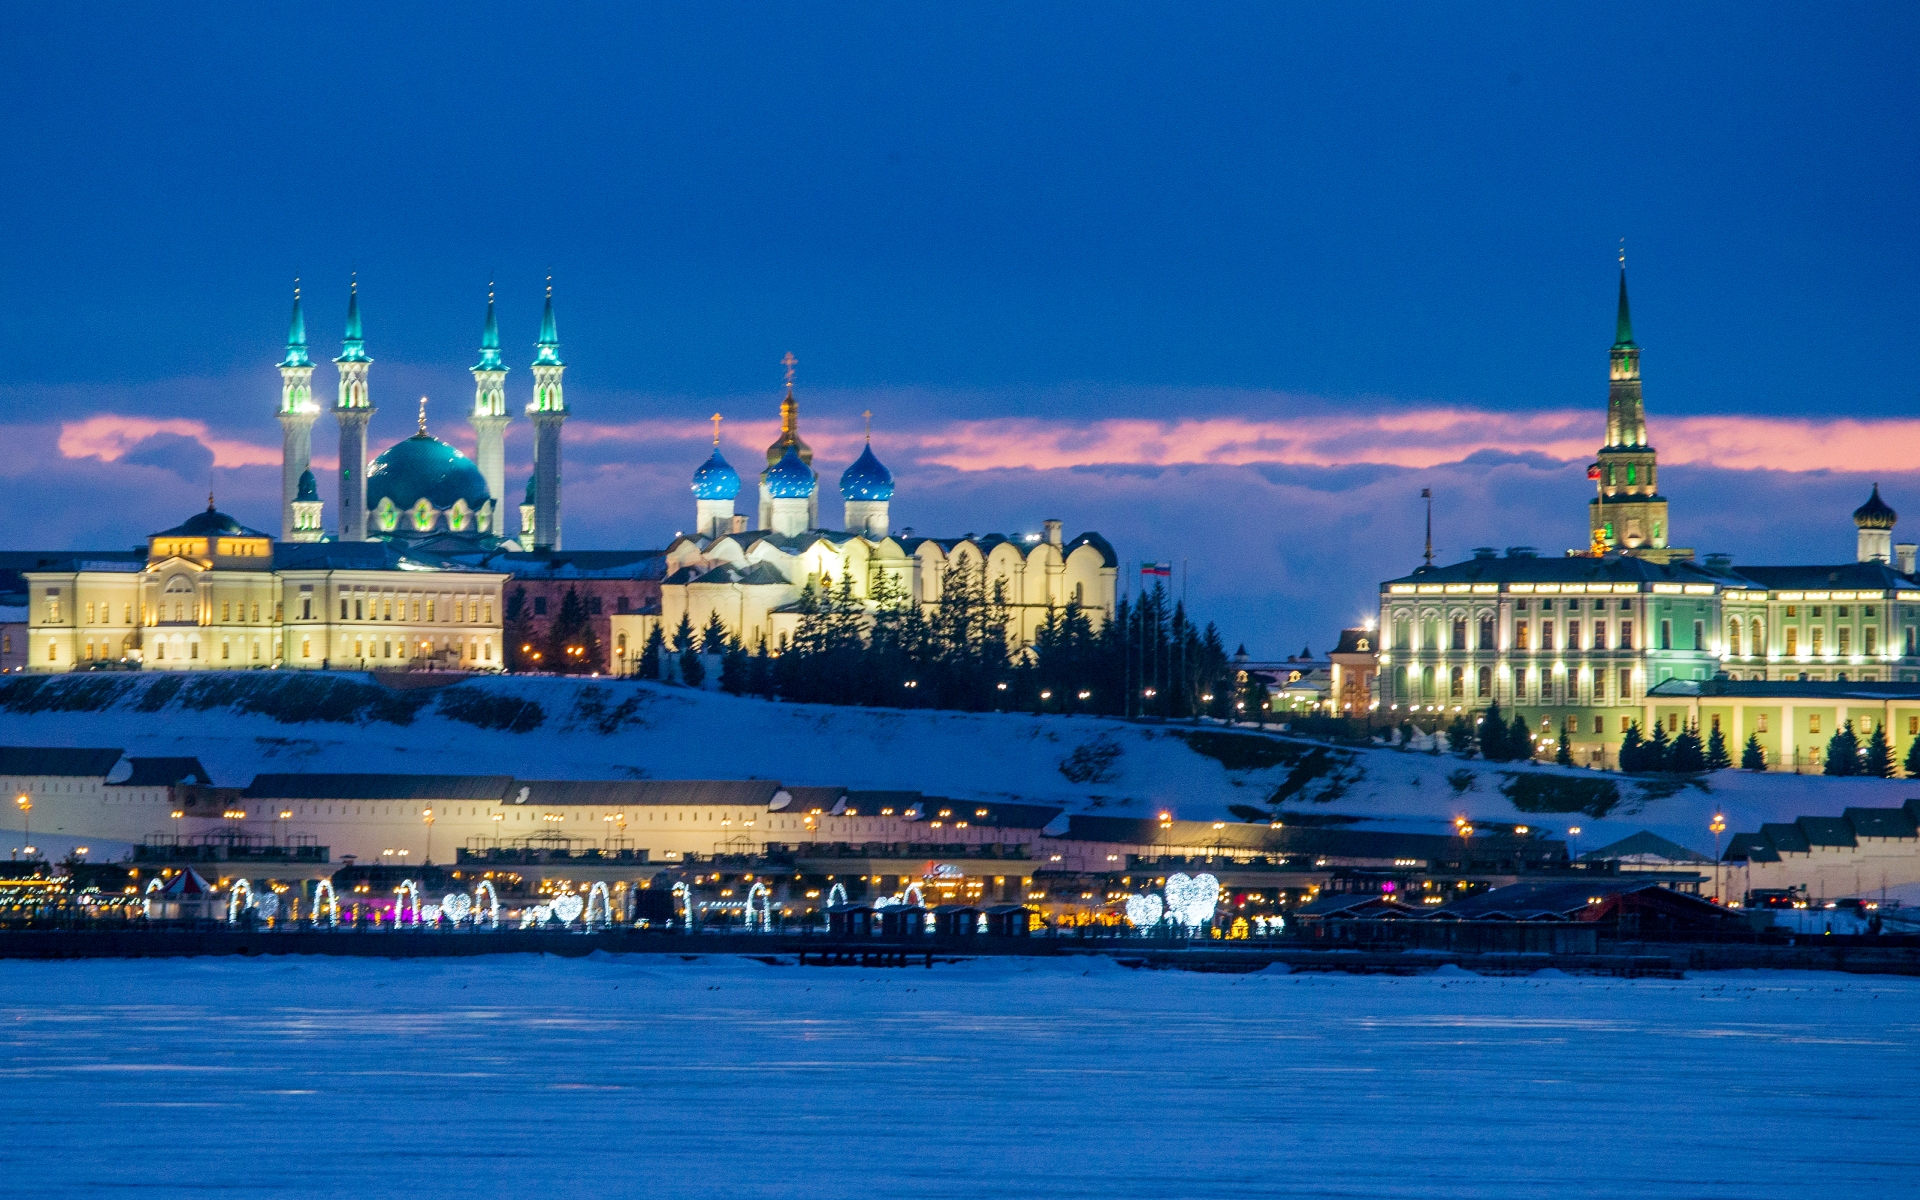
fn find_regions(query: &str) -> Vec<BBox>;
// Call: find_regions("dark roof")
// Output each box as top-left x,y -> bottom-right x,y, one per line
1724,832 -> 1778,863
1732,561 -> 1916,591
272,541 -> 495,573
150,505 -> 273,540
1332,628 -> 1379,655
1797,816 -> 1857,849
515,779 -> 785,809
1429,879 -> 1653,920
242,774 -> 515,801
1759,822 -> 1810,854
476,550 -> 668,580
1051,815 -> 1536,864
1064,531 -> 1118,568
118,757 -> 213,787
1291,894 -> 1418,919
1385,552 -> 1738,590
1843,806 -> 1919,840
1651,678 -> 1920,701
0,746 -> 124,777
1578,830 -> 1712,865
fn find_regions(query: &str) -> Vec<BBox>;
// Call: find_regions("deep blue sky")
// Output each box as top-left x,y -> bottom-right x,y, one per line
2,4 -> 1917,653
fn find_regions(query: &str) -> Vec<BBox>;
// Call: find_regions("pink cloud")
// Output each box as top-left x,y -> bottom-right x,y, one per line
58,415 -> 284,469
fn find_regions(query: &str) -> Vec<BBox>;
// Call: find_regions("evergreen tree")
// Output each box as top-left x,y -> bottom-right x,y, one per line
503,586 -> 536,672
680,642 -> 706,689
1705,725 -> 1732,770
671,612 -> 697,655
719,637 -> 750,695
670,612 -> 698,685
1669,723 -> 1706,774
1824,721 -> 1861,776
1555,726 -> 1573,767
1477,700 -> 1509,761
749,635 -> 774,699
699,610 -> 730,654
1741,731 -> 1767,771
1647,719 -> 1672,771
1864,723 -> 1894,778
1618,721 -> 1645,773
1905,733 -> 1920,779
545,586 -> 600,674
639,624 -> 665,682
1510,714 -> 1532,760
1446,712 -> 1476,757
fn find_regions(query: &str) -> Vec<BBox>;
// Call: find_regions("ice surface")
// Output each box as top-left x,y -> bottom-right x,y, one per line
0,954 -> 1915,1198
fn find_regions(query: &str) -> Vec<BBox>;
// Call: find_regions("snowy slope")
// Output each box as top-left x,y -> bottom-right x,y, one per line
7,672 -> 1917,859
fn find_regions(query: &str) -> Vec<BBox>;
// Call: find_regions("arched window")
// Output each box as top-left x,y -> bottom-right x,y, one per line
1451,617 -> 1467,650
1728,621 -> 1741,656
1449,667 -> 1464,698
1476,666 -> 1491,697
1751,619 -> 1762,656
1421,666 -> 1435,699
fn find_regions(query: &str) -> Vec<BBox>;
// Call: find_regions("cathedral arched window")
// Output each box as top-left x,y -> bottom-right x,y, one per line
1476,666 -> 1491,697
1728,621 -> 1741,656
1448,667 -> 1464,698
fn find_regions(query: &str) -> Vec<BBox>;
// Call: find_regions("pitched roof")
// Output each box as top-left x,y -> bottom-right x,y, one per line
1724,832 -> 1779,863
1385,552 -> 1738,590
0,746 -> 124,778
242,774 -> 516,801
1843,806 -> 1919,840
1759,822 -> 1810,854
1429,879 -> 1653,920
1578,830 -> 1712,865
516,779 -> 786,809
118,757 -> 214,787
1797,816 -> 1857,849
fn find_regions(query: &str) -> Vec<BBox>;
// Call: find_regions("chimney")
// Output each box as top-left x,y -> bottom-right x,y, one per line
730,514 -> 748,534
1044,519 -> 1063,546
1899,544 -> 1917,576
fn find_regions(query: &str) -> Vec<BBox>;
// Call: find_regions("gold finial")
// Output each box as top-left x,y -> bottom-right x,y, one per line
711,412 -> 723,446
864,409 -> 872,442
781,351 -> 797,388
418,395 -> 429,434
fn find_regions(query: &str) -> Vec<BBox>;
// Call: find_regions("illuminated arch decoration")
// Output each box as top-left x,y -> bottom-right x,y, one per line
902,883 -> 925,908
550,891 -> 585,927
473,879 -> 500,927
583,881 -> 613,929
671,881 -> 694,931
313,878 -> 340,927
145,877 -> 164,894
393,879 -> 424,926
826,882 -> 847,909
226,878 -> 254,924
744,882 -> 771,932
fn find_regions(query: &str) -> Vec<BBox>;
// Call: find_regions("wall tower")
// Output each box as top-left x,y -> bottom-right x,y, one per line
1587,259 -> 1689,562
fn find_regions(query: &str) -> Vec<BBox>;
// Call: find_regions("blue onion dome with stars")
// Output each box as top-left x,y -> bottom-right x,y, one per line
839,442 -> 894,501
367,431 -> 492,514
765,444 -> 816,498
692,447 -> 742,501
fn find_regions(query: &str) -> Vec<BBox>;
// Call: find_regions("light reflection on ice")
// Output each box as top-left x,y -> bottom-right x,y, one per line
0,956 -> 1914,1198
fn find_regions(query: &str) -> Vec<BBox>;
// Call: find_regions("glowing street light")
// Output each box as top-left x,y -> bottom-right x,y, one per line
15,794 -> 30,853
1710,812 -> 1727,902
423,807 -> 435,864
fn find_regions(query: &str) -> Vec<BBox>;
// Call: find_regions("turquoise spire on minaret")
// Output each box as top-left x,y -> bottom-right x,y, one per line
533,277 -> 563,367
280,282 -> 312,368
336,275 -> 371,364
474,283 -> 506,372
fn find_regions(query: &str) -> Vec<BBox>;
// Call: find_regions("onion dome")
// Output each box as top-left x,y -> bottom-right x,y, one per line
1854,484 -> 1897,530
295,469 -> 319,503
366,432 -> 491,514
839,443 -> 895,501
692,448 -> 742,501
765,444 -> 816,499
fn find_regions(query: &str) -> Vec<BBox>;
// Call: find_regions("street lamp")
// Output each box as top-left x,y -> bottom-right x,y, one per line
1710,812 -> 1727,903
422,807 -> 435,865
1567,825 -> 1581,866
14,794 -> 29,856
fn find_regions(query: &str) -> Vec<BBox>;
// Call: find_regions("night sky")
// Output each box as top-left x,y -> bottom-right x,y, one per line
2,4 -> 1916,654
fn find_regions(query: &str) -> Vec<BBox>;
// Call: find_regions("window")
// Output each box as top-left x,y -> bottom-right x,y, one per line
301,638 -> 311,658
617,596 -> 630,614
47,640 -> 57,661
354,599 -> 364,621
1593,622 -> 1608,651
590,596 -> 604,616
1540,623 -> 1555,652
302,598 -> 313,620
1910,716 -> 1918,737
1592,716 -> 1603,734
1839,628 -> 1852,655
1667,713 -> 1678,732
1660,620 -> 1672,650
188,641 -> 198,660
221,601 -> 230,622
1786,628 -> 1798,655
252,603 -> 260,622
1728,622 -> 1741,656
85,603 -> 94,623
1693,620 -> 1704,650
1421,666 -> 1435,699
1620,716 -> 1632,733
1758,714 -> 1768,733
427,601 -> 436,621
1393,618 -> 1409,650
1476,666 -> 1491,697
1839,605 -> 1850,617
1710,714 -> 1721,733
1812,628 -> 1824,655
84,642 -> 94,661
534,597 -> 548,616
340,599 -> 349,620
1619,668 -> 1632,701
1620,621 -> 1633,649
45,589 -> 60,623
1515,622 -> 1530,650
1866,628 -> 1878,655
124,603 -> 132,623
1812,606 -> 1824,618
1786,605 -> 1798,617
484,602 -> 493,623
1809,714 -> 1821,734
1593,672 -> 1605,703
1449,667 -> 1464,698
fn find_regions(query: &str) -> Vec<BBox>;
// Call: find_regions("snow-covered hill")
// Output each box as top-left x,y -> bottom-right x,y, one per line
5,672 -> 1913,859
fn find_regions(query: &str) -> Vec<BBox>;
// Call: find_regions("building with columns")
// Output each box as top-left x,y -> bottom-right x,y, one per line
1379,266 -> 1920,768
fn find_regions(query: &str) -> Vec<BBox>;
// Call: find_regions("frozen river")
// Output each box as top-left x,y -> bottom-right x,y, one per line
0,955 -> 1914,1198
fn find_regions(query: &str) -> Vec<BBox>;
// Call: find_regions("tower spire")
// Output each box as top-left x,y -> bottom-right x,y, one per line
1614,242 -> 1635,348
534,275 -> 562,366
712,412 -> 723,446
277,278 -> 321,540
281,280 -> 311,368
418,395 -> 429,434
333,275 -> 375,540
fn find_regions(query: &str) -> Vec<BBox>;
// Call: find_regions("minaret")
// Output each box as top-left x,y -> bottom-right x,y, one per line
334,277 -> 375,541
1587,252 -> 1686,562
526,279 -> 567,551
276,281 -> 319,542
759,352 -> 816,530
469,282 -> 510,537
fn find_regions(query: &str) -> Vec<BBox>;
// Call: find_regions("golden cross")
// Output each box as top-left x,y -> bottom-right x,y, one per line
710,412 -> 723,446
781,351 -> 797,387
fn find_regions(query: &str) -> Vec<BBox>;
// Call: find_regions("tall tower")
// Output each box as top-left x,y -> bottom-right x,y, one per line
1587,260 -> 1688,562
469,283 -> 510,537
526,280 -> 567,551
276,282 -> 319,542
759,352 -> 816,531
334,278 -> 375,541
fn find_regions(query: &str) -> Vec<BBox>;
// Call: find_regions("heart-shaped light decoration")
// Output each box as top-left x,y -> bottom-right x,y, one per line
1124,893 -> 1164,928
1164,873 -> 1197,924
551,892 -> 585,926
421,903 -> 441,924
1180,873 -> 1221,928
520,903 -> 553,928
254,893 -> 280,921
442,892 -> 473,924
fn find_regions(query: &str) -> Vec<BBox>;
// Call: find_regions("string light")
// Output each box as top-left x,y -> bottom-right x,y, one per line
474,879 -> 501,927
582,881 -> 613,928
313,878 -> 340,927
440,892 -> 474,925
1124,893 -> 1165,928
226,878 -> 254,924
1164,872 -> 1220,929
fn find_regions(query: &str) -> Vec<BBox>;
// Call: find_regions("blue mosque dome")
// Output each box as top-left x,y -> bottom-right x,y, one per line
765,444 -> 816,499
692,448 -> 742,501
366,432 -> 492,513
839,443 -> 894,501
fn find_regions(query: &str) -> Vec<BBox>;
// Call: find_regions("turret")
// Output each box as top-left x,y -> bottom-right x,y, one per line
333,277 -> 375,540
1587,254 -> 1682,560
519,475 -> 537,547
758,352 -> 816,529
765,445 -> 816,537
277,282 -> 320,541
692,414 -> 742,538
469,283 -> 511,537
525,280 -> 567,550
1855,484 -> 1897,564
289,468 -> 325,542
838,417 -> 894,537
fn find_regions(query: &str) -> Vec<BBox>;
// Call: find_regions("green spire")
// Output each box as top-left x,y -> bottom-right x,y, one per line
533,277 -> 563,366
1613,267 -> 1635,348
279,281 -> 312,368
474,282 -> 506,372
335,275 -> 371,364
